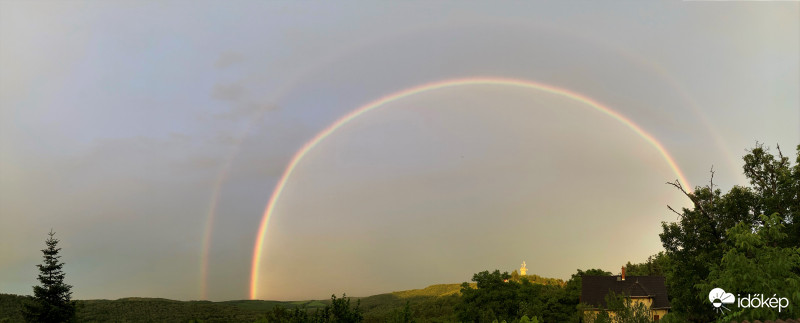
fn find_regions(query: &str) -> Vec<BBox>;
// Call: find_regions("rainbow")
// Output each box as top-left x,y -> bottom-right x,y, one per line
199,107 -> 270,299
248,77 -> 691,299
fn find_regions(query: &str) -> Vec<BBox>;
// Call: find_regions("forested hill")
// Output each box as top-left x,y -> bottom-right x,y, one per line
0,282 -> 474,323
1,274 -> 570,323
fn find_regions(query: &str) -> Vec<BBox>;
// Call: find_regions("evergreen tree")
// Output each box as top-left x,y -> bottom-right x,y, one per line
22,230 -> 76,323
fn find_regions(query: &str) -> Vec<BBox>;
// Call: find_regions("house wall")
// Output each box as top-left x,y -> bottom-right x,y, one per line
652,308 -> 668,320
582,297 -> 668,322
631,297 -> 653,308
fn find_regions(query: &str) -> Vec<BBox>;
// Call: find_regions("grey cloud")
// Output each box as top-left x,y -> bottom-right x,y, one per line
211,79 -> 281,122
215,51 -> 246,69
213,102 -> 280,122
212,82 -> 246,102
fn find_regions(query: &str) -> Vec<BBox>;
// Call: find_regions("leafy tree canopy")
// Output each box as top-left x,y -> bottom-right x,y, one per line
582,292 -> 656,323
659,144 -> 800,322
457,269 -> 609,323
257,293 -> 363,323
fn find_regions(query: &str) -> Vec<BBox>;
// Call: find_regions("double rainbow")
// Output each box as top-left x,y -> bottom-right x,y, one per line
248,77 -> 691,299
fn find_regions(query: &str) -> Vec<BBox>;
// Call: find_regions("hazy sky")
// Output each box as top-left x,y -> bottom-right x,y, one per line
1,1 -> 798,301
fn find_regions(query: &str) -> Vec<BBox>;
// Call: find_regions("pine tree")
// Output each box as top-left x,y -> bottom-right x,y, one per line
22,230 -> 76,323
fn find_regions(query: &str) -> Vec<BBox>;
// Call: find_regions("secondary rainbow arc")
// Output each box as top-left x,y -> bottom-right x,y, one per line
249,77 -> 691,299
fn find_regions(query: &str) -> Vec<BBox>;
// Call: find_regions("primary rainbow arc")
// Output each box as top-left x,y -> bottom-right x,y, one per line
248,76 -> 691,299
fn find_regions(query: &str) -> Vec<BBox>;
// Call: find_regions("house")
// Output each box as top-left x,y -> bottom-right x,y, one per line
581,267 -> 670,322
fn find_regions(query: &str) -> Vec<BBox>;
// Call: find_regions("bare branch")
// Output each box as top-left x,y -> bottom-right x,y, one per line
667,179 -> 708,214
667,205 -> 683,219
665,179 -> 685,193
709,165 -> 715,209
666,178 -> 721,238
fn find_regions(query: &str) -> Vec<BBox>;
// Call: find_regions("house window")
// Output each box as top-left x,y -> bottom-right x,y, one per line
653,314 -> 660,321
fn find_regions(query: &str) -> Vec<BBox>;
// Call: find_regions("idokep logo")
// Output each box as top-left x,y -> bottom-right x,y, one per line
709,288 -> 735,313
708,287 -> 791,314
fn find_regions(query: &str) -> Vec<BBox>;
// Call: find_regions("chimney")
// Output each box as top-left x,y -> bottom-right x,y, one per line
621,266 -> 626,281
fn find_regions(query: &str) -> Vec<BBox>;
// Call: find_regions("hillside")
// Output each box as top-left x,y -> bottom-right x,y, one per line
1,294 -> 288,323
0,278 -> 552,322
0,283 -> 473,322
356,283 -> 474,322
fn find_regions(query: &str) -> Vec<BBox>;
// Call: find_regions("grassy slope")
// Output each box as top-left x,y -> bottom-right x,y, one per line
357,283 -> 472,323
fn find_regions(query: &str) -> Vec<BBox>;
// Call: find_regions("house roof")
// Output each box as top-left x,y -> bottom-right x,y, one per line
581,276 -> 670,309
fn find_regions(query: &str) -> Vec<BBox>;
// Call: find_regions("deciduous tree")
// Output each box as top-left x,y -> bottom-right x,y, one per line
660,144 -> 799,322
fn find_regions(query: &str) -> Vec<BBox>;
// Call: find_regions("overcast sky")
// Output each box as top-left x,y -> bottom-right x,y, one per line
1,1 -> 798,301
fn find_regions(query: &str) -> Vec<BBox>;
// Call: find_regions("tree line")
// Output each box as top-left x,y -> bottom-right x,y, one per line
454,144 -> 800,322
18,144 -> 800,322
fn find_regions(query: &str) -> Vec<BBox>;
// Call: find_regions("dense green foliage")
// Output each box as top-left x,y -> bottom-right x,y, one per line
0,294 -> 28,323
624,252 -> 668,276
388,301 -> 414,323
22,230 -> 76,323
515,274 -> 565,287
697,213 -> 800,321
2,294 -> 304,322
358,284 -> 465,322
659,144 -> 800,322
582,292 -> 656,323
1,294 -> 290,323
257,294 -> 364,322
1,286 -> 462,323
455,269 -> 606,323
